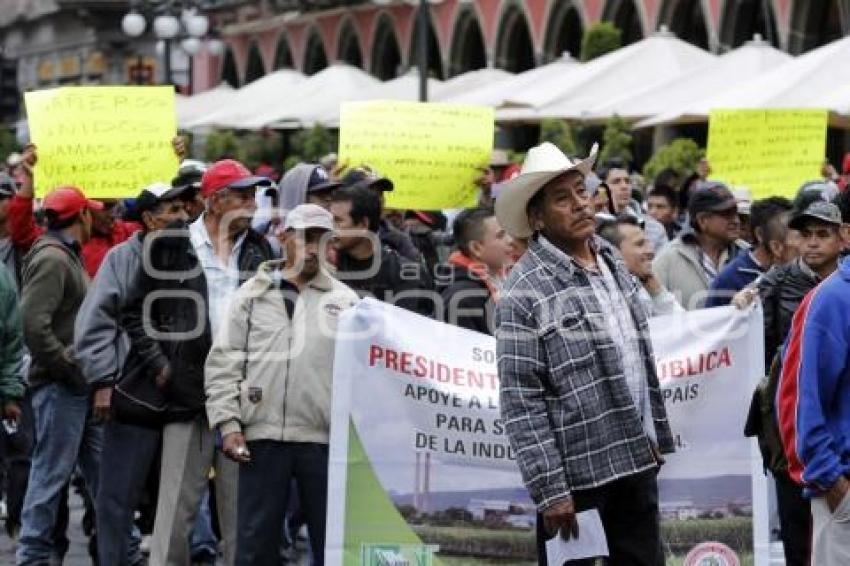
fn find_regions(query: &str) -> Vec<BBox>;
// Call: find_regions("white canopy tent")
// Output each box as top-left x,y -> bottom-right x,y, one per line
175,83 -> 236,129
186,69 -> 306,129
311,70 -> 443,127
636,34 -> 850,128
496,29 -> 716,122
583,36 -> 791,122
443,54 -> 580,107
250,64 -> 381,129
433,68 -> 514,101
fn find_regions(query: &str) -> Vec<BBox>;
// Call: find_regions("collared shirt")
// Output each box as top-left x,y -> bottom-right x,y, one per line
189,215 -> 246,338
497,236 -> 674,511
539,236 -> 656,443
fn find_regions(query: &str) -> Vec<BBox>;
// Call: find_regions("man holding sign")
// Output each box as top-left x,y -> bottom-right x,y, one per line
495,142 -> 674,566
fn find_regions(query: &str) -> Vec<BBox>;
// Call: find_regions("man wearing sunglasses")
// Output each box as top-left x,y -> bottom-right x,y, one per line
122,159 -> 276,566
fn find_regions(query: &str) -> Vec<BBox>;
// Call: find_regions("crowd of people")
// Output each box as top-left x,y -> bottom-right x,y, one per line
0,133 -> 847,566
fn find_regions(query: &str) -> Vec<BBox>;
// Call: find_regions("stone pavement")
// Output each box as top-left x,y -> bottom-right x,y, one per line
0,492 -> 93,565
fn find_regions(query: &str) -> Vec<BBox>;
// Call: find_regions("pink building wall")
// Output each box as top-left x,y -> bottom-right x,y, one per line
191,0 -> 806,92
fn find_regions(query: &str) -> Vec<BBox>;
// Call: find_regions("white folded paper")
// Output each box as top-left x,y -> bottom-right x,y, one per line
545,509 -> 609,565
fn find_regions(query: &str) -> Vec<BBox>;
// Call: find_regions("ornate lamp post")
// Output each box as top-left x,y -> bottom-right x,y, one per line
121,1 -> 216,89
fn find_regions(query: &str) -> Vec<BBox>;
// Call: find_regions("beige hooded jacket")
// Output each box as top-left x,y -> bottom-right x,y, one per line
205,260 -> 358,444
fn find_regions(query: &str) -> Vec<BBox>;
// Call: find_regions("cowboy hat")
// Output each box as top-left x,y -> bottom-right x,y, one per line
495,142 -> 599,238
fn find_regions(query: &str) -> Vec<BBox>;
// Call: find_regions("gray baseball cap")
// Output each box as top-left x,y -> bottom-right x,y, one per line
789,200 -> 843,230
284,203 -> 335,232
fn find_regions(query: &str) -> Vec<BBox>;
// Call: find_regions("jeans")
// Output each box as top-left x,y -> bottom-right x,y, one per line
536,469 -> 663,566
190,488 -> 219,560
16,383 -> 103,565
236,441 -> 329,566
96,420 -> 160,565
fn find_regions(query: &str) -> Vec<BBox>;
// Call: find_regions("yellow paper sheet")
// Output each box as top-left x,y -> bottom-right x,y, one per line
25,86 -> 178,198
706,109 -> 827,199
338,101 -> 494,210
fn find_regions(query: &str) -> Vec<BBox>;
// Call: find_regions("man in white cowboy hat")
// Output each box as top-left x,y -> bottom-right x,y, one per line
494,142 -> 675,566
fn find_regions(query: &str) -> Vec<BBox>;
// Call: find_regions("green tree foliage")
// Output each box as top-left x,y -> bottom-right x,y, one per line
580,22 -> 622,62
643,138 -> 704,183
204,129 -> 239,162
598,115 -> 633,164
539,119 -> 578,156
204,129 -> 285,170
286,125 -> 337,170
239,131 -> 283,171
0,128 -> 19,161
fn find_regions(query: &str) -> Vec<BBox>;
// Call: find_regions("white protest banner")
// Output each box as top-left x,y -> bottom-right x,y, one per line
327,300 -> 768,566
650,306 -> 770,566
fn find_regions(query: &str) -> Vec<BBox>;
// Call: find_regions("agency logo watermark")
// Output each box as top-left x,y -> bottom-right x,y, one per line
360,543 -> 439,566
683,542 -> 740,566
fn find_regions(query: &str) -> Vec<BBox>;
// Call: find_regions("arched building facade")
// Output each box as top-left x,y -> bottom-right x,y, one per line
195,0 -> 850,89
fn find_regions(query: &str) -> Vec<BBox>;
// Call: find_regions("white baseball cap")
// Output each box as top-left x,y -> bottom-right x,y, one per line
284,203 -> 334,232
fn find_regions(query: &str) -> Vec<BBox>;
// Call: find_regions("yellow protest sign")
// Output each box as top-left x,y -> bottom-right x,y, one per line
25,86 -> 178,198
338,101 -> 494,210
706,109 -> 827,199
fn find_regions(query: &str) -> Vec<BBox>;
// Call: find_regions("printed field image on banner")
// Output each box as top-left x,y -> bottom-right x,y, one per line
649,306 -> 770,566
327,300 -> 769,566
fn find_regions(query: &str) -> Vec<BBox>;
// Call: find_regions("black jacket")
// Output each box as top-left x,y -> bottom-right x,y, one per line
121,222 -> 274,420
336,245 -> 434,318
437,264 -> 494,336
759,259 -> 820,368
378,219 -> 421,262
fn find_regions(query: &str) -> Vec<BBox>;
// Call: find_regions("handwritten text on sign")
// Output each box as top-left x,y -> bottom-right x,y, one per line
706,109 -> 827,199
338,101 -> 494,210
25,87 -> 178,198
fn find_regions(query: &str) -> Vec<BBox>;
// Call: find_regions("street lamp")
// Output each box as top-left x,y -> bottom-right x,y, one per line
374,0 -> 443,102
121,1 -> 212,87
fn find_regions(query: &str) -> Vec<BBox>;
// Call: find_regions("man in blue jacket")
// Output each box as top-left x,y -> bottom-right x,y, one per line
778,220 -> 850,565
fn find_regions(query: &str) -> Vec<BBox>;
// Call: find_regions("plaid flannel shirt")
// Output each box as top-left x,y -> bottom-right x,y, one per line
496,237 -> 675,511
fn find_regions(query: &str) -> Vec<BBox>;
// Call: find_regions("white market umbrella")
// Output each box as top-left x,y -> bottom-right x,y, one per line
311,70 -> 444,127
636,34 -> 850,128
251,64 -> 381,129
813,82 -> 850,116
443,53 -> 581,108
175,83 -> 236,129
497,29 -> 716,122
433,68 -> 514,101
187,69 -> 306,129
583,35 -> 791,122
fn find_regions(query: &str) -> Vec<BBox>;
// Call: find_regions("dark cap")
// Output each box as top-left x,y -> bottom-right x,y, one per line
171,159 -> 206,193
341,166 -> 394,192
789,201 -> 843,230
130,182 -> 191,221
306,165 -> 342,194
688,181 -> 737,217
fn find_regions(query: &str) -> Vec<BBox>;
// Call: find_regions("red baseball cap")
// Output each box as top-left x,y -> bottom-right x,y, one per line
201,159 -> 272,198
43,186 -> 104,221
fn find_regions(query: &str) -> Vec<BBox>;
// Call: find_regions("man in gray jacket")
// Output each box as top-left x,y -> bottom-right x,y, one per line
74,182 -> 189,566
653,182 -> 747,310
206,203 -> 358,566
